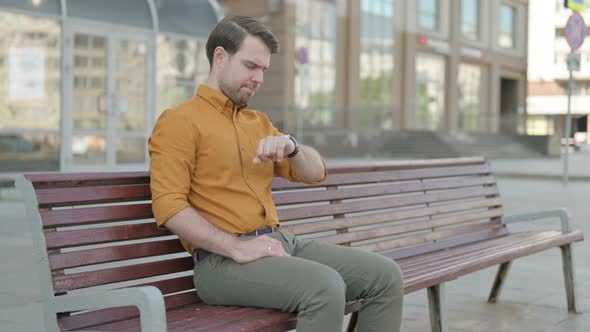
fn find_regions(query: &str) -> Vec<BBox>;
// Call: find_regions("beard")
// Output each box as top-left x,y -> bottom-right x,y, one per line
219,80 -> 254,106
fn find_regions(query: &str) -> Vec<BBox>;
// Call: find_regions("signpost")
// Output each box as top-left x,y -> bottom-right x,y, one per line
563,11 -> 586,187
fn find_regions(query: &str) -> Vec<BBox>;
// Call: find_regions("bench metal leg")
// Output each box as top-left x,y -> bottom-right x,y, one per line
427,283 -> 448,332
560,243 -> 580,313
488,261 -> 512,303
346,311 -> 358,332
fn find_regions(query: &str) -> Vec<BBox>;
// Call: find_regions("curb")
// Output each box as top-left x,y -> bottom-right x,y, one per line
494,172 -> 590,182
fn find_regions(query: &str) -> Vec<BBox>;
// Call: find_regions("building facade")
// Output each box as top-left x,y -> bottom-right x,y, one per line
527,0 -> 589,146
0,0 -> 529,175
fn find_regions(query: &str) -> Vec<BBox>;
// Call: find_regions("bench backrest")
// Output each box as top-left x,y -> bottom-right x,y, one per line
19,157 -> 505,330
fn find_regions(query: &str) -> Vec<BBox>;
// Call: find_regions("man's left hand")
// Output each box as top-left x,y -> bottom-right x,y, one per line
253,135 -> 295,164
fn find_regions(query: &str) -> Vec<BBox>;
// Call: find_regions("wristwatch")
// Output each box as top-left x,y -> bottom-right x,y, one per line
284,135 -> 300,159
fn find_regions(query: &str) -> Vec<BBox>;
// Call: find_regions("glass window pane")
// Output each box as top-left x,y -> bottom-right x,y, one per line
72,33 -> 107,131
0,0 -> 60,15
416,53 -> 446,130
418,0 -> 439,31
157,0 -> 218,38
116,137 -> 145,164
71,135 -> 106,165
156,35 -> 208,116
0,12 -> 61,131
116,39 -> 147,131
458,63 -> 481,130
461,0 -> 480,40
360,0 -> 395,129
295,0 -> 337,127
499,4 -> 516,48
0,133 -> 59,172
67,0 -> 152,29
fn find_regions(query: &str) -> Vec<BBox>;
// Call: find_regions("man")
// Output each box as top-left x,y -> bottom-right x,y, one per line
149,16 -> 403,332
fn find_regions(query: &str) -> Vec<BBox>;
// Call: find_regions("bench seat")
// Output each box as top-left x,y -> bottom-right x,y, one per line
68,230 -> 582,332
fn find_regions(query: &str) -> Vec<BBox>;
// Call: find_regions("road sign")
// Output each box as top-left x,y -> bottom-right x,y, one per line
564,0 -> 587,12
567,52 -> 581,71
565,12 -> 586,50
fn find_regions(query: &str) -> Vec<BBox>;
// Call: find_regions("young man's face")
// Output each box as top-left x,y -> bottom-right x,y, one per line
218,35 -> 271,105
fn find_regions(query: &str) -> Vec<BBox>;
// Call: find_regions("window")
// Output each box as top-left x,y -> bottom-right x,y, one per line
418,0 -> 439,31
527,115 -> 552,136
0,12 -> 61,171
461,0 -> 480,40
499,4 -> 516,48
295,0 -> 338,127
156,36 -> 209,116
360,0 -> 395,129
458,63 -> 482,130
415,53 -> 446,129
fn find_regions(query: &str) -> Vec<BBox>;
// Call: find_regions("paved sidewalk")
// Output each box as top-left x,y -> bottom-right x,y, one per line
490,152 -> 590,181
1,176 -> 588,331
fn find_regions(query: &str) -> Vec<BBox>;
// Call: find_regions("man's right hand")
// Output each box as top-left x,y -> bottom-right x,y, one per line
230,235 -> 289,264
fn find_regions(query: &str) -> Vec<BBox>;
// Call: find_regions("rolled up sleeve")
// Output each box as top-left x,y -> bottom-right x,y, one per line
264,118 -> 327,184
148,110 -> 198,227
274,157 -> 328,184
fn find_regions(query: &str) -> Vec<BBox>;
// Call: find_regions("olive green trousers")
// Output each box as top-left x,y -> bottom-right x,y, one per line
193,229 -> 403,332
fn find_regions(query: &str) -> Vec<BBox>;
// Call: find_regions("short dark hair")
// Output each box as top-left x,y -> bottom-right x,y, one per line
206,16 -> 279,67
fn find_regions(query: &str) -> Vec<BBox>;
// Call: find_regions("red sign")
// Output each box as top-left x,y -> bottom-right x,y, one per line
565,12 -> 586,50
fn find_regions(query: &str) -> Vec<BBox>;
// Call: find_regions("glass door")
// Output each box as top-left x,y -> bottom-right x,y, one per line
62,22 -> 153,172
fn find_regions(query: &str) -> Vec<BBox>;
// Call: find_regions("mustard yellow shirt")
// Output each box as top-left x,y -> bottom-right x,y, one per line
149,85 -> 327,254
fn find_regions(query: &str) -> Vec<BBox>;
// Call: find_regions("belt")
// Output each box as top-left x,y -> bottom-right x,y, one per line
193,226 -> 278,264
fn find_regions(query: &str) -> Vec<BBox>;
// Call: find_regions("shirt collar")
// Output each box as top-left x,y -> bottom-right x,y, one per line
196,84 -> 247,113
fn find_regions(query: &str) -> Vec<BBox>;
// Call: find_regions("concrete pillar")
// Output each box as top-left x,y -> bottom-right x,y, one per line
446,0 -> 461,132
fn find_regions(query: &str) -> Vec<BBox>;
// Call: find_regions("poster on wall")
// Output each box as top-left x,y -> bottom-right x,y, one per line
9,47 -> 45,101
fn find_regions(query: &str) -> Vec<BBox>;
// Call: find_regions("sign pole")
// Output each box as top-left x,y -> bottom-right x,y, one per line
563,52 -> 573,187
562,11 -> 586,187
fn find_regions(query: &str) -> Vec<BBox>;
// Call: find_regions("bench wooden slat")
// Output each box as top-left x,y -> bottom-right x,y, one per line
203,312 -> 296,332
403,231 -> 584,287
400,231 -> 557,278
58,291 -> 200,331
277,186 -> 499,221
48,239 -> 185,271
282,197 -> 502,235
271,164 -> 491,190
356,221 -> 503,253
45,222 -> 171,250
40,203 -> 154,228
402,230 -> 584,293
315,208 -> 504,245
398,231 -> 537,269
272,175 -> 496,205
131,275 -> 195,295
25,171 -> 149,188
36,183 -> 151,208
92,306 -> 279,332
383,227 -> 509,261
53,257 -> 194,293
172,307 -> 279,332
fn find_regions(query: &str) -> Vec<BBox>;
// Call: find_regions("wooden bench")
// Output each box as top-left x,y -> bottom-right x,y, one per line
17,157 -> 583,332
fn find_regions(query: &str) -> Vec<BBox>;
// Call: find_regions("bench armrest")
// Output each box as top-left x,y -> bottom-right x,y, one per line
50,286 -> 166,332
503,208 -> 573,233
